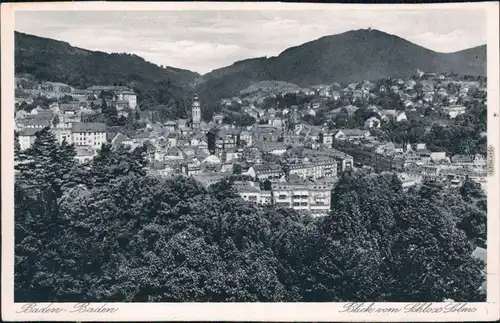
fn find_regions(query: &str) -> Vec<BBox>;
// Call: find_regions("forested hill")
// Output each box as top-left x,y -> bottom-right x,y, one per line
15,31 -> 200,108
196,29 -> 487,103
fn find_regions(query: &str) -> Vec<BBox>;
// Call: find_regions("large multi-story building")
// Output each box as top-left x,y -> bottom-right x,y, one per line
71,123 -> 107,149
233,181 -> 271,205
271,179 -> 336,216
286,158 -> 337,180
86,86 -> 137,110
233,179 -> 335,217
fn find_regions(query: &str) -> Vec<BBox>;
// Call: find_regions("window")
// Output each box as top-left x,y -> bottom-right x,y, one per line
301,202 -> 308,206
278,195 -> 287,200
293,202 -> 301,206
276,202 -> 290,207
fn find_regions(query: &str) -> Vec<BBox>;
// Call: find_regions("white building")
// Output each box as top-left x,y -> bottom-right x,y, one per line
272,179 -> 335,216
364,116 -> 381,129
287,159 -> 337,180
71,123 -> 107,149
396,111 -> 408,122
118,90 -> 137,110
74,146 -> 97,164
234,181 -> 272,206
445,105 -> 466,119
18,128 -> 40,151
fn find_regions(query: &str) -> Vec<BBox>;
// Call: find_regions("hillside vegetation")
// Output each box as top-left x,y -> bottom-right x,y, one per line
197,29 -> 486,103
15,31 -> 199,109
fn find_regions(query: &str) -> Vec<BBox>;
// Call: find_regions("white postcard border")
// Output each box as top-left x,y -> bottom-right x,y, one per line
2,2 -> 499,322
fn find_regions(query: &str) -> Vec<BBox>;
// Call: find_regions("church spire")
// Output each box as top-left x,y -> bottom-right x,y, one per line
191,94 -> 201,129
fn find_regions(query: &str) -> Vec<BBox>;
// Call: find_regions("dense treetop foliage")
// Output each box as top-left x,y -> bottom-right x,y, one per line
14,129 -> 486,302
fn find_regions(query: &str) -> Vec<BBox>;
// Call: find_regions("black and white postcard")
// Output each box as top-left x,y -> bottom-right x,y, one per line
1,2 -> 499,321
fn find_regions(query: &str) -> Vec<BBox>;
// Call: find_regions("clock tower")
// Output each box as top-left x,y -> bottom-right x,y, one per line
191,94 -> 201,129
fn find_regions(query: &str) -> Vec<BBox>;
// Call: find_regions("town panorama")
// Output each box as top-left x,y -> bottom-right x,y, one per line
14,26 -> 487,303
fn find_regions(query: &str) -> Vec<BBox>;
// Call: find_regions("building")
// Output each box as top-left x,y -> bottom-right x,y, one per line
216,129 -> 238,151
272,179 -> 335,216
364,116 -> 381,129
246,164 -> 284,180
117,90 -> 137,110
191,95 -> 202,129
60,104 -> 82,128
239,130 -> 253,147
18,128 -> 40,150
286,158 -> 337,180
322,132 -> 334,147
398,172 -> 423,190
445,105 -> 466,119
234,181 -> 271,205
396,111 -> 408,122
167,133 -> 179,148
86,86 -> 137,109
71,123 -> 107,149
213,114 -> 224,125
74,146 -> 97,164
261,141 -> 288,156
19,116 -> 52,129
451,154 -> 474,167
51,127 -> 73,145
334,129 -> 371,141
164,121 -> 178,132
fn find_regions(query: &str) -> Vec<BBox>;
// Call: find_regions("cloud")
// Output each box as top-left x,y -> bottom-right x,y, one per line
407,30 -> 487,53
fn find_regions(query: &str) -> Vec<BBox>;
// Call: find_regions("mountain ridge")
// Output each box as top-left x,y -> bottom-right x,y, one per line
15,29 -> 486,107
15,31 -> 200,110
196,28 -> 486,103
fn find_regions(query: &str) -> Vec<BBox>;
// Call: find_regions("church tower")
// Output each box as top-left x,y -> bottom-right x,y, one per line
191,94 -> 201,129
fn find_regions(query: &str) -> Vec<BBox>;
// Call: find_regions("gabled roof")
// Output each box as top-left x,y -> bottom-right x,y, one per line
112,133 -> 131,145
19,128 -> 41,136
452,154 -> 473,163
23,118 -> 51,126
234,181 -> 261,193
60,103 -> 80,112
337,129 -> 369,136
72,122 -> 107,133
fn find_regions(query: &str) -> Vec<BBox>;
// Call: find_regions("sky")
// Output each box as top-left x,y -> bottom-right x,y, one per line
15,9 -> 487,74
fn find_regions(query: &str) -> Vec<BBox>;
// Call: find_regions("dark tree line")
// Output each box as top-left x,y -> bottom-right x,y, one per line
14,130 -> 486,302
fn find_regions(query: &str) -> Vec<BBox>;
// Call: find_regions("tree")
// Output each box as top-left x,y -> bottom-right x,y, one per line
60,95 -> 74,104
14,128 -> 79,301
233,163 -> 242,175
85,143 -> 148,189
15,154 -> 486,302
52,114 -> 60,127
263,179 -> 272,191
313,173 -> 485,302
460,178 -> 485,201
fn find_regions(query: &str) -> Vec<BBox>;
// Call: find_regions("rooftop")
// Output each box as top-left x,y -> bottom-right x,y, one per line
19,128 -> 41,136
72,122 -> 107,133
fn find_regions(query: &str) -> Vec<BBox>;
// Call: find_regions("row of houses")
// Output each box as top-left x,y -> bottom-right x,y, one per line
234,178 -> 336,216
400,165 -> 487,191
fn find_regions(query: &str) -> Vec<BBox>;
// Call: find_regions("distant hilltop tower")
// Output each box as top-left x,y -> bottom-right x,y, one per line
191,94 -> 201,129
